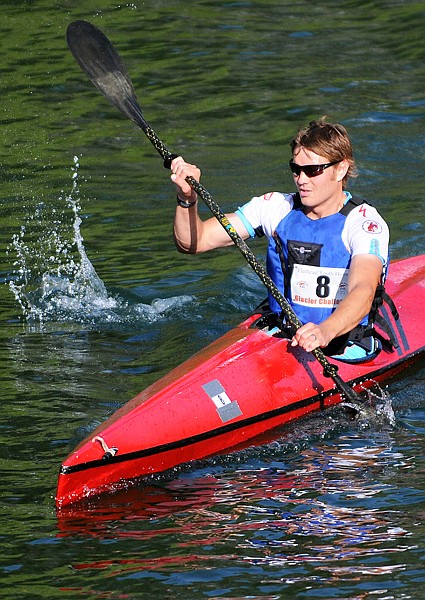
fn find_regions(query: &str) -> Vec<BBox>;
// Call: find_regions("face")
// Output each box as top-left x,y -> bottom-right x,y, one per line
291,146 -> 349,216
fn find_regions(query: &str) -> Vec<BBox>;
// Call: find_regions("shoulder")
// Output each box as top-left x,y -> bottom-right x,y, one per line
342,199 -> 389,266
237,192 -> 294,238
244,191 -> 294,209
345,201 -> 389,235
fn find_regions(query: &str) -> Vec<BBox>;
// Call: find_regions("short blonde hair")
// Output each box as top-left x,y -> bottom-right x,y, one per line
290,117 -> 358,187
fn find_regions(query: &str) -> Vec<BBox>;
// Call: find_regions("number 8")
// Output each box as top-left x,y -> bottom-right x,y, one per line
316,275 -> 330,298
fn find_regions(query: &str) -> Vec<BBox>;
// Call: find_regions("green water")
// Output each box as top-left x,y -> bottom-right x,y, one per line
1,1 -> 424,598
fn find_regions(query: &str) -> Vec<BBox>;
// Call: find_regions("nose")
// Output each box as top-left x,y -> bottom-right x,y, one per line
296,169 -> 310,184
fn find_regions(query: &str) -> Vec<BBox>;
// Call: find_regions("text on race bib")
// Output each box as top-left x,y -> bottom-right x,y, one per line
291,264 -> 349,307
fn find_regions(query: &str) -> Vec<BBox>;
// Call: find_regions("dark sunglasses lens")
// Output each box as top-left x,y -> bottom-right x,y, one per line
289,161 -> 300,175
304,165 -> 323,177
289,161 -> 325,177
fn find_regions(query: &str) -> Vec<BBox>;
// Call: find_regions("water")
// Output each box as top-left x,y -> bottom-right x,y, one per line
1,1 -> 424,598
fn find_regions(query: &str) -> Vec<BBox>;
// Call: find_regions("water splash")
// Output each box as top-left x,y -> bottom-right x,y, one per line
356,381 -> 396,428
368,385 -> 396,427
8,157 -> 194,327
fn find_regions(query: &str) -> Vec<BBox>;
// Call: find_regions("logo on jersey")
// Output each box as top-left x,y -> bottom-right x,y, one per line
362,220 -> 382,234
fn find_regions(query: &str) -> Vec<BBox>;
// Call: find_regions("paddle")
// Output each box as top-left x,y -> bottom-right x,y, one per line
66,19 -> 367,409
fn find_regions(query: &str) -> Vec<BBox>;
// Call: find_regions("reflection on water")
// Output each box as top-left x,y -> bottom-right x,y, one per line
54,428 -> 423,596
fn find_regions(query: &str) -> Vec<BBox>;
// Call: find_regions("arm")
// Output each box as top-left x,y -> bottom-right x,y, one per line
171,156 -> 250,253
291,254 -> 383,352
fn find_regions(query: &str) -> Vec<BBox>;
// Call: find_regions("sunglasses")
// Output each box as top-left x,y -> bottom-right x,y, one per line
289,160 -> 339,178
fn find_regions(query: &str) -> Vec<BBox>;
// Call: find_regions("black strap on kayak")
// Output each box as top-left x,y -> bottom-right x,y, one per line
367,283 -> 400,349
272,232 -> 291,300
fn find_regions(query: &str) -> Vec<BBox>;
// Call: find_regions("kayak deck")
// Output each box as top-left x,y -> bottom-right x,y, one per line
56,255 -> 425,508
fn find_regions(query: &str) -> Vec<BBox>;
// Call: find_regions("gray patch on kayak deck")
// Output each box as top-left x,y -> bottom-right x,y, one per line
217,401 -> 243,423
202,379 -> 242,423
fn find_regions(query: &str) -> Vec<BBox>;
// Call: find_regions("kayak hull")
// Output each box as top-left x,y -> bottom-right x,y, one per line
56,255 -> 425,508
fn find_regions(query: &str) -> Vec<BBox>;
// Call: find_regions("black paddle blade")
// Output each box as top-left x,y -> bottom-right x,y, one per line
66,20 -> 148,130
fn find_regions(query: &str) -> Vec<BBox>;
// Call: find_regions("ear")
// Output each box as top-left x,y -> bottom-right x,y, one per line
336,159 -> 350,182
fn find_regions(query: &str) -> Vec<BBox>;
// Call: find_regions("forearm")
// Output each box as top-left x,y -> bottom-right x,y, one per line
173,199 -> 204,254
291,285 -> 374,353
170,156 -> 249,253
319,283 -> 376,340
173,203 -> 245,253
171,156 -> 204,253
292,254 -> 383,352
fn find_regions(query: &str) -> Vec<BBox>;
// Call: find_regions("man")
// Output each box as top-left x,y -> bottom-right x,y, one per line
170,118 -> 389,361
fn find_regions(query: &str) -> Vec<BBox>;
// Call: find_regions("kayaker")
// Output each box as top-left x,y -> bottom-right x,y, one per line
170,117 -> 390,362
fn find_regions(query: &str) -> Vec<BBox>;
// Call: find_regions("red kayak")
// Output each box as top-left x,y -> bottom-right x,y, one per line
56,254 -> 425,509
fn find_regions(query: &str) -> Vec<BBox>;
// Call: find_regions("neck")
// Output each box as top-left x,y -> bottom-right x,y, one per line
303,191 -> 347,220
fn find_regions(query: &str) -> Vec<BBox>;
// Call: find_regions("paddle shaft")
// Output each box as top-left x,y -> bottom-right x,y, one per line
143,128 -> 348,377
144,128 -> 361,400
66,20 -> 364,405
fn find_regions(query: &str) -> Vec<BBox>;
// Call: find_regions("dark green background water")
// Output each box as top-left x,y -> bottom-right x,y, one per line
1,1 -> 424,598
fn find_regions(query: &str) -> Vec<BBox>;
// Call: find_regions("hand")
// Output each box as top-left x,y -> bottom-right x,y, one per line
171,156 -> 201,201
290,322 -> 332,352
